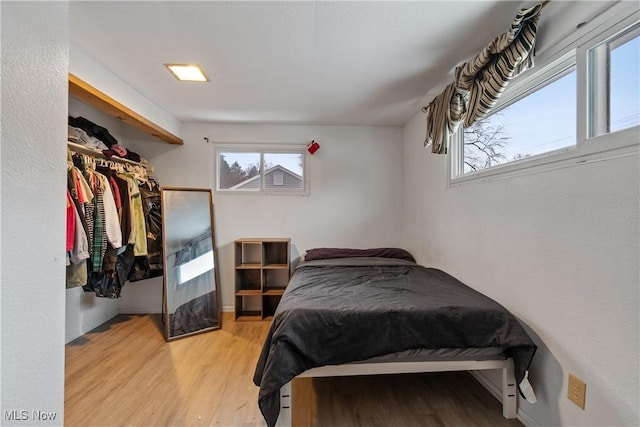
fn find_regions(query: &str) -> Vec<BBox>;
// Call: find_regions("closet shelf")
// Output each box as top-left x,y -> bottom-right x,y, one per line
68,142 -> 154,174
68,73 -> 183,146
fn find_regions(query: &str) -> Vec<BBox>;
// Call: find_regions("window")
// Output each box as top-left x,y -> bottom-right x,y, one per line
588,23 -> 640,137
273,171 -> 284,186
216,147 -> 307,194
451,7 -> 639,182
462,66 -> 576,174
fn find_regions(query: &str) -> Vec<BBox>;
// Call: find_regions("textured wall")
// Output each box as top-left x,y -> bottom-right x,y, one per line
1,2 -> 69,424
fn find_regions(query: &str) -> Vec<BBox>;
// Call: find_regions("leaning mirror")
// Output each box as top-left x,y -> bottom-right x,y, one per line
161,187 -> 221,341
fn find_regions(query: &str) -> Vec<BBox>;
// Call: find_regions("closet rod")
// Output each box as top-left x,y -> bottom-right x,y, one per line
68,141 -> 142,166
67,142 -> 155,175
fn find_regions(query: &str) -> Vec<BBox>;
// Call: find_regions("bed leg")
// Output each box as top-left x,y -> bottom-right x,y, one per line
502,358 -> 517,419
275,381 -> 292,427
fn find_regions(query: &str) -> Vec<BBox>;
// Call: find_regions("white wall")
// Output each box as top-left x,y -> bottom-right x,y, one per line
126,123 -> 405,310
0,2 -> 68,424
402,106 -> 639,425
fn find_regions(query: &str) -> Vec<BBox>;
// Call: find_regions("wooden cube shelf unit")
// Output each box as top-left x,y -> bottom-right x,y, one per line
234,238 -> 290,321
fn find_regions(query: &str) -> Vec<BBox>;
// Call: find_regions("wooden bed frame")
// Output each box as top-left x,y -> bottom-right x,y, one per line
275,357 -> 517,426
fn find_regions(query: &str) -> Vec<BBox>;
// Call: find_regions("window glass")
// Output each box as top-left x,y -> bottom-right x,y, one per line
218,152 -> 260,190
263,152 -> 304,190
610,33 -> 640,132
463,70 -> 576,174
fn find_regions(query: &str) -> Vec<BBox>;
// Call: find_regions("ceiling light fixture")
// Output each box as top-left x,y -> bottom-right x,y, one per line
165,64 -> 209,82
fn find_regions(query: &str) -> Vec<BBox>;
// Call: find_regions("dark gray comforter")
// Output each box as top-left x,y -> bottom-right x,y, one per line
253,258 -> 536,427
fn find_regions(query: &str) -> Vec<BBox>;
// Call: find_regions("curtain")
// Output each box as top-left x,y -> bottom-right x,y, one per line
425,2 -> 544,154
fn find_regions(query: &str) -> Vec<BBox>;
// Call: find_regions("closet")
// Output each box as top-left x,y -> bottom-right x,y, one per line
66,143 -> 162,297
65,75 -> 180,343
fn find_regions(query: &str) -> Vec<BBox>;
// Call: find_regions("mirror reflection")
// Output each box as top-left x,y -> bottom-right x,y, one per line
162,188 -> 221,341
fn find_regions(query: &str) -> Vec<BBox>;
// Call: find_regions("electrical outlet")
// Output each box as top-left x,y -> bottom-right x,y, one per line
568,373 -> 586,409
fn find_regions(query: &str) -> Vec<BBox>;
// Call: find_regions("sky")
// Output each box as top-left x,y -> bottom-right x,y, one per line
610,35 -> 640,132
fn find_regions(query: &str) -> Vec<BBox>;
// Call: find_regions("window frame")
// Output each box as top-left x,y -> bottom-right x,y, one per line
214,144 -> 309,196
587,21 -> 640,138
449,3 -> 640,185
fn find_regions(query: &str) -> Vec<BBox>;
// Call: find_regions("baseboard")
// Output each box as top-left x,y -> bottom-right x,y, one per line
118,307 -> 233,315
516,406 -> 539,427
119,308 -> 162,314
469,371 -> 539,427
120,307 -> 233,314
469,370 -> 502,400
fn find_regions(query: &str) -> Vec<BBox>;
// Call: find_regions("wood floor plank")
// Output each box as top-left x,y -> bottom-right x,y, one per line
66,314 -> 522,427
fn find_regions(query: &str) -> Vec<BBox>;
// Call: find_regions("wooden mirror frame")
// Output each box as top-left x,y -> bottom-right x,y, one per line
161,187 -> 221,341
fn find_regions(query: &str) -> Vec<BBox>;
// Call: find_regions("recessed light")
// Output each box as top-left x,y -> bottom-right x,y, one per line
165,64 -> 209,82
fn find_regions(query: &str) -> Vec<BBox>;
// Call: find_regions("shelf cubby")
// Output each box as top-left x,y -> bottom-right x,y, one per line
234,238 -> 290,321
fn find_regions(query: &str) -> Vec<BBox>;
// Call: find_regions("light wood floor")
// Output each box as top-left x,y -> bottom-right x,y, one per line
65,314 -> 523,427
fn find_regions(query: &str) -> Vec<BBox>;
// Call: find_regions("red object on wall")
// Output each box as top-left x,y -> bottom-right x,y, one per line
307,140 -> 320,155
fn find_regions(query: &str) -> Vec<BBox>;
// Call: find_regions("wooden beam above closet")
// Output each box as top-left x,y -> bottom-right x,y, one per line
68,73 -> 183,146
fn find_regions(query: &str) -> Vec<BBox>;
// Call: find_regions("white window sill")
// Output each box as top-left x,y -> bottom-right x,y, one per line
448,126 -> 639,186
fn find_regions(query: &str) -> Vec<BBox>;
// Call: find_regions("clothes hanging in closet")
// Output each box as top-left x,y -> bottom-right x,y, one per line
129,184 -> 163,281
66,150 -> 163,297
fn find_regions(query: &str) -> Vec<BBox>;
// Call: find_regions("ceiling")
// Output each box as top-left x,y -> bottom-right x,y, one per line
69,1 -> 537,127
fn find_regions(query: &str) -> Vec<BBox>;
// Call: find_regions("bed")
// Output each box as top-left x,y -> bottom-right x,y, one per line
253,248 -> 537,427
